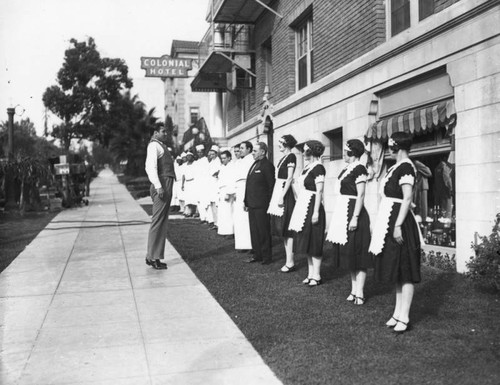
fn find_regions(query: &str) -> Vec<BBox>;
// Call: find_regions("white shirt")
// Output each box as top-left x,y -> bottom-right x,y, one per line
235,154 -> 255,182
145,141 -> 164,189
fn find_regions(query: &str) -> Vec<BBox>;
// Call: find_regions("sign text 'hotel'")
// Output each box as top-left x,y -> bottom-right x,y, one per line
140,55 -> 192,78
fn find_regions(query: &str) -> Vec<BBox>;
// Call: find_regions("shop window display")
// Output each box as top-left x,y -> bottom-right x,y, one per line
385,152 -> 455,247
414,152 -> 455,248
380,124 -> 456,248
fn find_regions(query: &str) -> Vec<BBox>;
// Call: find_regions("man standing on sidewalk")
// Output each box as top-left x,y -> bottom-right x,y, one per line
145,123 -> 176,270
245,142 -> 275,265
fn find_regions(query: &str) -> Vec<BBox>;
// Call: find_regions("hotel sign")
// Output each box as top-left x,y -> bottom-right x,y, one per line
140,55 -> 192,78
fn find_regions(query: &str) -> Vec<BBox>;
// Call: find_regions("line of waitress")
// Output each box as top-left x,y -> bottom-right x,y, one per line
267,135 -> 298,273
326,139 -> 372,305
288,140 -> 326,287
369,132 -> 422,334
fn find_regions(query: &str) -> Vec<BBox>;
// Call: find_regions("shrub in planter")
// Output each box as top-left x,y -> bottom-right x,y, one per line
466,214 -> 500,292
421,249 -> 456,271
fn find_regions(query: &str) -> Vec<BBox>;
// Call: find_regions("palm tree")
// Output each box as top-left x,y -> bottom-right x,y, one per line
108,92 -> 159,176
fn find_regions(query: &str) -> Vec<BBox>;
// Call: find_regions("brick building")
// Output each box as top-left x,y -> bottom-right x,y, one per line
191,0 -> 500,272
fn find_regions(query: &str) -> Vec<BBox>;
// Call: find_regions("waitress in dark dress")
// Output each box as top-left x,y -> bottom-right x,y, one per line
326,139 -> 372,305
369,132 -> 422,334
268,135 -> 298,273
288,140 -> 326,287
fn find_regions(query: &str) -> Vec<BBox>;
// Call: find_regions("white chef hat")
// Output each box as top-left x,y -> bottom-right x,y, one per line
195,144 -> 204,151
210,145 -> 220,153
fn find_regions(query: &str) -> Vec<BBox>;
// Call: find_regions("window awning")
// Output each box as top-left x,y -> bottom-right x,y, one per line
191,72 -> 228,93
213,0 -> 281,24
365,100 -> 457,142
191,51 -> 255,93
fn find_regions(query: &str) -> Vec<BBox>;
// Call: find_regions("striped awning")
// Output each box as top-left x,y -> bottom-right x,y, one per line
365,99 -> 456,142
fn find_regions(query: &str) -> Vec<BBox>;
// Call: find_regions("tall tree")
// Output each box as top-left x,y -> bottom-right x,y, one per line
108,91 -> 159,176
43,37 -> 133,151
0,118 -> 59,159
0,118 -> 58,212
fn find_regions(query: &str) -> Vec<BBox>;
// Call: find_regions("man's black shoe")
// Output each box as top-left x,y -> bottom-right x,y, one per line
247,257 -> 262,263
261,260 -> 273,265
149,259 -> 167,270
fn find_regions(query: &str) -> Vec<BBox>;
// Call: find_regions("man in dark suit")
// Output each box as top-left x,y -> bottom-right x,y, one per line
244,142 -> 275,265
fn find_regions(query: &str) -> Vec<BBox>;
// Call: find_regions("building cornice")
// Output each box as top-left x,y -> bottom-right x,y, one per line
227,0 -> 499,138
272,0 -> 499,118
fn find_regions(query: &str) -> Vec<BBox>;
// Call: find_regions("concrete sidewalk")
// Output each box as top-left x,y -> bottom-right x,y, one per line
0,169 -> 282,385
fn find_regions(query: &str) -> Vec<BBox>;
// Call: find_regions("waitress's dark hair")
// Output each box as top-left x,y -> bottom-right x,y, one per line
346,139 -> 365,158
281,134 -> 297,149
390,132 -> 413,152
304,140 -> 325,157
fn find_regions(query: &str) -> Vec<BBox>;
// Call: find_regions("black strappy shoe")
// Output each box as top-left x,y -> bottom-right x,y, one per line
280,265 -> 296,273
308,278 -> 322,287
386,317 -> 398,328
393,320 -> 412,334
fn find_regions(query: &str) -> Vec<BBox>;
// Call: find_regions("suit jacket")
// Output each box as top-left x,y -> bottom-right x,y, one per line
244,157 -> 275,209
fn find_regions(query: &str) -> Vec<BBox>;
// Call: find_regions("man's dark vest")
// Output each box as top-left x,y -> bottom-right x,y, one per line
150,139 -> 176,183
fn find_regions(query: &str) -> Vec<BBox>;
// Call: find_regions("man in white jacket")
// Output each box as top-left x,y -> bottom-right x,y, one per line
233,141 -> 254,252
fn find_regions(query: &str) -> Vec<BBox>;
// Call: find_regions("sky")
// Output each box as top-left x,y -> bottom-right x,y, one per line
0,0 -> 209,135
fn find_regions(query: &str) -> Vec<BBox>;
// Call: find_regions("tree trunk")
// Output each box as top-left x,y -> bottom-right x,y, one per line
19,179 -> 25,214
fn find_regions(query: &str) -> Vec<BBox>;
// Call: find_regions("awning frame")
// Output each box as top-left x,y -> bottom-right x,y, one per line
365,99 -> 457,142
213,0 -> 282,24
215,52 -> 256,78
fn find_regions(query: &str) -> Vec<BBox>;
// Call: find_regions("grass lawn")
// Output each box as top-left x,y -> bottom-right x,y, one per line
0,210 -> 59,273
166,218 -> 500,385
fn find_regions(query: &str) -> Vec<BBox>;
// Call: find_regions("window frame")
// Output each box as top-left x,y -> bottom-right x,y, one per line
294,15 -> 313,91
323,127 -> 343,161
387,0 -> 436,38
189,106 -> 200,125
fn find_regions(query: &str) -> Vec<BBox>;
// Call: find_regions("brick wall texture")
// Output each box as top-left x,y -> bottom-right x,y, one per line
226,0 -> 462,131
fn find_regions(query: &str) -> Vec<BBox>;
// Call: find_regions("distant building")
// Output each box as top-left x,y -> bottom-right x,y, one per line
166,39 -> 226,152
191,0 -> 500,272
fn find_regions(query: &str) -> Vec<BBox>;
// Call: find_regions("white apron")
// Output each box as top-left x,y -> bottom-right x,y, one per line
288,161 -> 320,233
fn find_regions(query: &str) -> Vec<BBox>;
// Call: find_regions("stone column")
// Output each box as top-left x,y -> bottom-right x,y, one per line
448,40 -> 500,272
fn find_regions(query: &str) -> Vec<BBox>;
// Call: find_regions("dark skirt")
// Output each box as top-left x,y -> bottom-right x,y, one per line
374,203 -> 421,284
271,188 -> 296,238
333,202 -> 373,271
293,196 -> 325,256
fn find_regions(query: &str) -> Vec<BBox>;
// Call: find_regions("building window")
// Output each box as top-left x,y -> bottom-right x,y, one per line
419,0 -> 435,21
190,107 -> 199,125
391,0 -> 411,36
389,0 -> 439,37
323,128 -> 343,161
295,15 -> 313,90
374,70 -> 457,248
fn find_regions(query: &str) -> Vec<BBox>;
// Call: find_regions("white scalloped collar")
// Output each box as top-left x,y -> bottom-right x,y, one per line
303,160 -> 321,172
339,160 -> 361,182
380,158 -> 416,196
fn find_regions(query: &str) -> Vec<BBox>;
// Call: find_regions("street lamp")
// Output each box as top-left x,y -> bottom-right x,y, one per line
7,107 -> 15,161
6,105 -> 24,161
5,105 -> 25,210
